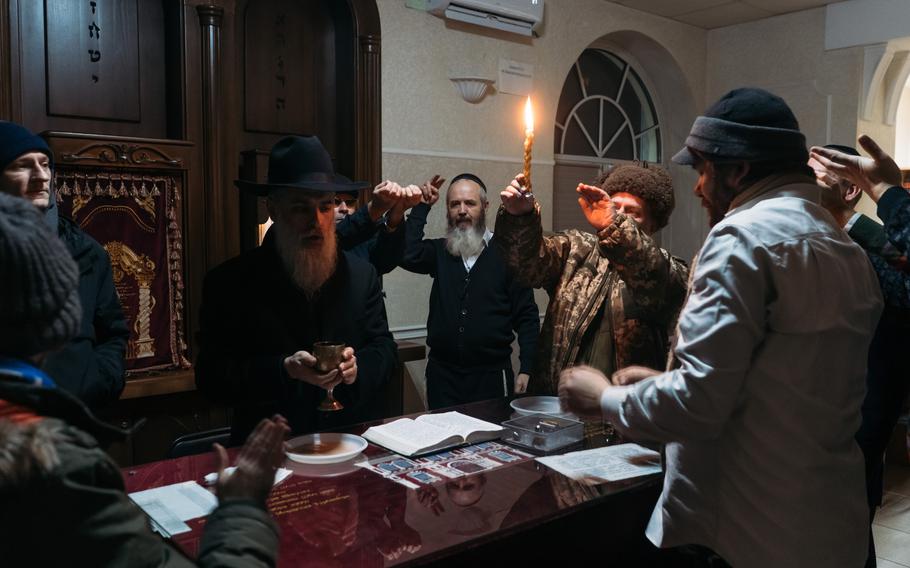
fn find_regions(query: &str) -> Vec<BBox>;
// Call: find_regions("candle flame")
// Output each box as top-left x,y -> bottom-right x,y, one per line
524,96 -> 534,134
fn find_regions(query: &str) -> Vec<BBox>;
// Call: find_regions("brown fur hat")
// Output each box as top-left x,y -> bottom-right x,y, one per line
595,164 -> 675,230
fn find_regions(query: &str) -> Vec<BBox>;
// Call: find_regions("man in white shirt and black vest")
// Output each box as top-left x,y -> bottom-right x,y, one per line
402,173 -> 539,410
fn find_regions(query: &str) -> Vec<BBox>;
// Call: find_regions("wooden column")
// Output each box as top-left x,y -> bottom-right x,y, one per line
0,0 -> 12,121
355,33 -> 380,189
196,3 -> 225,267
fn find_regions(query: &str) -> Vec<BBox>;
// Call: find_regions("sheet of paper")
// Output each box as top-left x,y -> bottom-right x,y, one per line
536,443 -> 661,484
129,480 -> 218,536
203,466 -> 292,487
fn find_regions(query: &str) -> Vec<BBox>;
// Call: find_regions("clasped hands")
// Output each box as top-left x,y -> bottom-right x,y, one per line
370,175 -> 447,227
284,347 -> 357,389
558,364 -> 660,418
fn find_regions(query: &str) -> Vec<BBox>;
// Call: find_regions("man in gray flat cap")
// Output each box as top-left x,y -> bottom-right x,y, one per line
560,88 -> 882,568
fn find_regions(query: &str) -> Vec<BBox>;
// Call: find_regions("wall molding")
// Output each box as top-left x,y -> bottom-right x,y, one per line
391,313 -> 545,341
383,146 -> 556,167
391,324 -> 428,341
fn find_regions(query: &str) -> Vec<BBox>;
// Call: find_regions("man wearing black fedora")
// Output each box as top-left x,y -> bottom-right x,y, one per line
195,135 -> 397,443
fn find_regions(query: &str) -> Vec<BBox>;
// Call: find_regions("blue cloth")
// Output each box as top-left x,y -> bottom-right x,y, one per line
0,358 -> 56,389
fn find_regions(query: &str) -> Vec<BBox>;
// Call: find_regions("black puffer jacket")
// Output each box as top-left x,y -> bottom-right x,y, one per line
42,215 -> 128,409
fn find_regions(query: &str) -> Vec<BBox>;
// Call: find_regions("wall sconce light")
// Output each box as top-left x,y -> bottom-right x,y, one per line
449,77 -> 495,103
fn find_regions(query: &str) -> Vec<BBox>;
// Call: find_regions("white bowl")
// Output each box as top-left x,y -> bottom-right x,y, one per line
285,433 -> 368,465
510,396 -> 575,418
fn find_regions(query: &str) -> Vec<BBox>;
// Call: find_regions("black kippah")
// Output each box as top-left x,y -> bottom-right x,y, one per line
449,173 -> 486,192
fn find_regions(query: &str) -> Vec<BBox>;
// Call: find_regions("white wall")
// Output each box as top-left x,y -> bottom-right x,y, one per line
378,0 -> 707,334
706,6 -> 889,218
895,81 -> 910,168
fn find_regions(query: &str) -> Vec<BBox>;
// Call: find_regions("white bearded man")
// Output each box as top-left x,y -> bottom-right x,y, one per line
196,136 -> 397,443
401,173 -> 539,409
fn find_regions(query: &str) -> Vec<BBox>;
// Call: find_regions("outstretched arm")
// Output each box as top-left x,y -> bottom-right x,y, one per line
494,173 -> 573,292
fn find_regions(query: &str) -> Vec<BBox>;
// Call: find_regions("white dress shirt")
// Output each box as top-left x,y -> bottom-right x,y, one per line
601,177 -> 883,568
843,210 -> 862,232
462,229 -> 493,272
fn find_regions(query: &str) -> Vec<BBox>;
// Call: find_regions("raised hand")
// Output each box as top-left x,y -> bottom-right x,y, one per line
500,173 -> 535,216
576,183 -> 617,231
369,180 -> 404,220
213,414 -> 290,506
402,184 -> 424,209
420,175 -> 445,206
809,135 -> 903,202
388,183 -> 425,229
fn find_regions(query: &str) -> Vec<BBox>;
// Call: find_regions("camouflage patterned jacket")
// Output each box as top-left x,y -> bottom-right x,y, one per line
493,205 -> 688,394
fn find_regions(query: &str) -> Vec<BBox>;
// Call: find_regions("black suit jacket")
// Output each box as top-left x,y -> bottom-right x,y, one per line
195,228 -> 397,442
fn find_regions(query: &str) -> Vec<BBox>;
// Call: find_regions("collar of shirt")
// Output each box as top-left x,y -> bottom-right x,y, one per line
463,230 -> 494,271
843,211 -> 862,232
727,172 -> 816,214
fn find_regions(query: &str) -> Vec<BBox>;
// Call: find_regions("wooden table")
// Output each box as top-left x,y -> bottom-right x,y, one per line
106,341 -> 426,466
123,398 -> 665,566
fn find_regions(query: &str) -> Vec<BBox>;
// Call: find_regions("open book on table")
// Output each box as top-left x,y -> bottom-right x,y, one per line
362,411 -> 503,457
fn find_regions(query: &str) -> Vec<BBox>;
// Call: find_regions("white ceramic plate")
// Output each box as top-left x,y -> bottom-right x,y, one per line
285,433 -> 368,465
510,396 -> 574,418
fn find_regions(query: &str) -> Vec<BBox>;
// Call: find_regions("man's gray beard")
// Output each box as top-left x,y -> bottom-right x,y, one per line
274,222 -> 338,297
445,218 -> 486,258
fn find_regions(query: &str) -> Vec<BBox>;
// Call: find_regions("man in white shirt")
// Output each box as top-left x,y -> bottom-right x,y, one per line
401,174 -> 539,409
559,88 -> 883,568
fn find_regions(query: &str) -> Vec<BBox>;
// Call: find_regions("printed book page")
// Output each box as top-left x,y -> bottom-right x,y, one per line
417,411 -> 502,440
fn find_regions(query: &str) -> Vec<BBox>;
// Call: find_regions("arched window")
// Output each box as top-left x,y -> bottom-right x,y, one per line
552,49 -> 661,232
555,49 -> 660,163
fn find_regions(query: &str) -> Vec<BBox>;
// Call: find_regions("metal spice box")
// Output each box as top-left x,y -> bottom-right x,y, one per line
501,414 -> 584,453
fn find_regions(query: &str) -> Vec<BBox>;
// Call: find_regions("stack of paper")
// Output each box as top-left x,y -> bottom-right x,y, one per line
129,481 -> 218,537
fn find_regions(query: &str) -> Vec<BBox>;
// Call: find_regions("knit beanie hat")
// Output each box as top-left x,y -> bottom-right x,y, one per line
672,87 -> 807,166
0,192 -> 80,359
0,121 -> 53,172
595,164 -> 675,230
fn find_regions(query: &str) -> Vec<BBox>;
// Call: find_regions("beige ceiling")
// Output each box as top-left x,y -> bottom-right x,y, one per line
606,0 -> 840,29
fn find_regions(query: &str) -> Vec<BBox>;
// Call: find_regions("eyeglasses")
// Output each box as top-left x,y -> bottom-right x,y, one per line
334,197 -> 358,208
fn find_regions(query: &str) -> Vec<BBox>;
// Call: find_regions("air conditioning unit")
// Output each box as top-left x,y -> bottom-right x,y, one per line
426,0 -> 544,37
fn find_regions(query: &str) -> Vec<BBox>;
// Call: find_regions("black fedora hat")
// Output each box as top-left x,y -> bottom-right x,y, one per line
234,135 -> 369,196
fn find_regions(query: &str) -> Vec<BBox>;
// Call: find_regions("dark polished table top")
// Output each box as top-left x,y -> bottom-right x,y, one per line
122,398 -> 663,566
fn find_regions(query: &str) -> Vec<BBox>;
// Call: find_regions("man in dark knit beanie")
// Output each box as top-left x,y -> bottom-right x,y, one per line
0,192 -> 81,359
0,121 -> 128,410
560,87 -> 882,568
0,191 -> 288,566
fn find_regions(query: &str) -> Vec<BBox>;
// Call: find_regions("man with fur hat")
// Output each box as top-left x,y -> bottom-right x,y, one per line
0,192 -> 288,566
494,164 -> 688,395
560,88 -> 883,567
0,121 -> 128,410
195,135 -> 397,443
